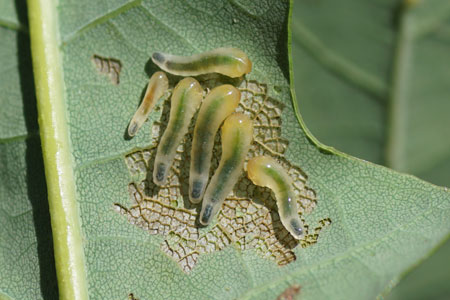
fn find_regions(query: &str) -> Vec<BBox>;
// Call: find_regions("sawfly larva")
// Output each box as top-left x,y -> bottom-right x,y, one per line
199,113 -> 253,225
127,71 -> 168,137
152,47 -> 252,78
153,77 -> 203,186
189,84 -> 241,203
247,156 -> 304,239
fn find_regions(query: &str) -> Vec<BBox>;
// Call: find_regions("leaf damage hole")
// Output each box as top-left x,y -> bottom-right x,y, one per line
91,54 -> 122,85
128,293 -> 139,300
115,80 -> 331,273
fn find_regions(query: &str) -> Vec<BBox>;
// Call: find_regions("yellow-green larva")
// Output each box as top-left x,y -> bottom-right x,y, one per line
200,113 -> 253,225
152,47 -> 252,78
153,77 -> 203,186
247,156 -> 304,239
127,71 -> 168,137
189,84 -> 241,203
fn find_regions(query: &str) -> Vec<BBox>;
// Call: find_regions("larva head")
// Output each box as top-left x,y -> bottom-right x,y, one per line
223,48 -> 252,77
199,203 -> 216,226
153,162 -> 168,185
151,52 -> 165,66
151,71 -> 168,84
143,71 -> 169,112
221,113 -> 253,156
190,179 -> 205,203
170,77 -> 203,110
201,84 -> 241,118
221,113 -> 253,134
174,77 -> 203,95
247,156 -> 279,188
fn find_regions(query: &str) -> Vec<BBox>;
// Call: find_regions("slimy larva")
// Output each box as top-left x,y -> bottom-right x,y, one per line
153,77 -> 203,186
247,156 -> 304,239
189,84 -> 241,203
152,47 -> 252,78
199,113 -> 253,225
127,71 -> 169,137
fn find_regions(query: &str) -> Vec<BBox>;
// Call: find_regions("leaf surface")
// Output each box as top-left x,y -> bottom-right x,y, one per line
11,0 -> 450,299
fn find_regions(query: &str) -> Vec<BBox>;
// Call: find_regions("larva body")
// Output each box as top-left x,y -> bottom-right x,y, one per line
152,47 -> 252,78
153,77 -> 203,186
200,113 -> 253,225
189,85 -> 241,203
128,71 -> 168,137
247,156 -> 304,239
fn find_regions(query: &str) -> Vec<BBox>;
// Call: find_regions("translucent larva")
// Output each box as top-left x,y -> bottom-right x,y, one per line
199,113 -> 253,225
127,71 -> 168,137
189,84 -> 241,203
152,47 -> 252,78
153,77 -> 203,186
247,156 -> 304,239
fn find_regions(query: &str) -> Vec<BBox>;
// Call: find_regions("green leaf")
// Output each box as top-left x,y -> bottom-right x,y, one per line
291,0 -> 450,297
387,237 -> 450,300
0,0 -> 58,298
2,0 -> 448,299
292,0 -> 450,186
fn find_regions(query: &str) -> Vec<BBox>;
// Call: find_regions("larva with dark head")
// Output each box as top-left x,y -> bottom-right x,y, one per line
247,156 -> 304,239
153,77 -> 203,186
189,85 -> 241,203
152,47 -> 252,78
128,71 -> 168,137
199,113 -> 253,225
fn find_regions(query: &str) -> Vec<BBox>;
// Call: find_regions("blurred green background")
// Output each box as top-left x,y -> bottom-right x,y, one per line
291,0 -> 450,299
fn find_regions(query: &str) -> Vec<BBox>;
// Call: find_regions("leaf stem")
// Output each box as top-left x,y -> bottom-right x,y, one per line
385,7 -> 414,171
27,0 -> 89,298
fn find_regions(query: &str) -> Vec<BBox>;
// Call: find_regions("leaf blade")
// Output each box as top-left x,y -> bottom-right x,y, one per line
24,0 -> 450,299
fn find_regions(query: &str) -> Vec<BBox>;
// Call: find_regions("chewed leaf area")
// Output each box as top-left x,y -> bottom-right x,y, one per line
128,293 -> 139,300
91,54 -> 122,85
115,80 -> 331,273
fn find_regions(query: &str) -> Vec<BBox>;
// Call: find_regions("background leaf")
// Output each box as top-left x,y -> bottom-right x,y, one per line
291,0 -> 450,298
0,0 -> 58,298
